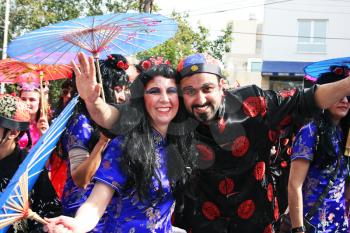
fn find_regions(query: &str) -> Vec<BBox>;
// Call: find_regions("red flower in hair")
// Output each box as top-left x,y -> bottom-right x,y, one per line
237,200 -> 255,219
117,60 -> 125,69
142,60 -> 152,70
107,55 -> 114,60
334,67 -> 343,75
165,60 -> 171,65
201,201 -> 221,220
124,63 -> 129,70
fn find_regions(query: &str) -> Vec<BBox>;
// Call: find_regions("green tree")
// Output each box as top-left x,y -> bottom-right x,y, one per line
137,12 -> 233,66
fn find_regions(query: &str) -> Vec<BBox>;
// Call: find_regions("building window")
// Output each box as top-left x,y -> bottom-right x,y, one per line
297,19 -> 327,53
248,59 -> 262,72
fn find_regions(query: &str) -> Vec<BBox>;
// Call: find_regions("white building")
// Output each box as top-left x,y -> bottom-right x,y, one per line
262,0 -> 350,90
223,17 -> 263,87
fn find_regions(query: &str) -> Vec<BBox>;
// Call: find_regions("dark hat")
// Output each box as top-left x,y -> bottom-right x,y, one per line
177,53 -> 224,80
0,94 -> 30,131
316,65 -> 349,85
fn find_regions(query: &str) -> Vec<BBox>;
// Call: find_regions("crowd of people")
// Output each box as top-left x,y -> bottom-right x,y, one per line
1,51 -> 350,233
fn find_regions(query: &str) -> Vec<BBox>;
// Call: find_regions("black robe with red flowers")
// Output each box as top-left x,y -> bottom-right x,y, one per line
174,85 -> 320,233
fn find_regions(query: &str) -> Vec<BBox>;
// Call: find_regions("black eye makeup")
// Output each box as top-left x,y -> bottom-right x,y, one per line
144,87 -> 178,95
145,87 -> 161,94
166,87 -> 177,94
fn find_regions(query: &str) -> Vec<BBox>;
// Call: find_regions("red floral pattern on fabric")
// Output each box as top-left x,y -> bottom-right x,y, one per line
267,183 -> 273,202
231,136 -> 250,157
243,96 -> 266,118
218,118 -> 226,134
202,201 -> 221,220
268,130 -> 278,143
253,161 -> 265,181
237,199 -> 255,219
196,144 -> 215,161
280,160 -> 288,168
282,138 -> 289,146
278,88 -> 296,98
274,197 -> 279,220
279,115 -> 292,127
263,224 -> 273,233
218,178 -> 234,195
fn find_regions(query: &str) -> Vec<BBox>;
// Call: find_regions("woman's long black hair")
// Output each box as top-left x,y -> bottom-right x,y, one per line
314,65 -> 350,168
113,63 -> 198,201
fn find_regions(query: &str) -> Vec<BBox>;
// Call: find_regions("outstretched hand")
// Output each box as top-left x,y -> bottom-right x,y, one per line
43,216 -> 83,233
71,52 -> 102,104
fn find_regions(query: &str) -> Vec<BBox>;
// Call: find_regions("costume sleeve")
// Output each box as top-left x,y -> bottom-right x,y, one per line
62,114 -> 93,152
92,136 -> 127,195
291,122 -> 318,162
28,170 -> 62,232
233,85 -> 321,130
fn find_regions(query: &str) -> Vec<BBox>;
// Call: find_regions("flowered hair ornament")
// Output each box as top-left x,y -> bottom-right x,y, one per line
106,54 -> 129,70
0,94 -> 30,131
317,65 -> 350,85
137,57 -> 171,73
177,53 -> 224,81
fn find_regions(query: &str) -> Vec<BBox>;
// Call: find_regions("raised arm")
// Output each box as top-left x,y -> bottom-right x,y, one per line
315,77 -> 350,109
71,53 -> 119,129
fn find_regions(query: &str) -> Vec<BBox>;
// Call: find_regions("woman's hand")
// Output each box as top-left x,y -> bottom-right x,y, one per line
44,216 -> 83,233
71,52 -> 102,104
37,117 -> 49,135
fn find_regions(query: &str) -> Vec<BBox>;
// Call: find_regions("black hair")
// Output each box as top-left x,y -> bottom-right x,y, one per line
115,64 -> 198,201
314,65 -> 350,168
54,79 -> 73,118
100,54 -> 129,105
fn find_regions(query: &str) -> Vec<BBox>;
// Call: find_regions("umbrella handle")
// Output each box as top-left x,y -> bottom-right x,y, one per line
94,58 -> 105,102
26,208 -> 48,225
39,71 -> 47,121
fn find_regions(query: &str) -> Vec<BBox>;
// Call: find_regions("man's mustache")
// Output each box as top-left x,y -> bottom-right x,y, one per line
192,102 -> 211,110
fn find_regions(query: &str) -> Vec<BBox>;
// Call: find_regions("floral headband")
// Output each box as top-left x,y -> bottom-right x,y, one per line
107,55 -> 129,70
332,65 -> 350,77
140,57 -> 171,71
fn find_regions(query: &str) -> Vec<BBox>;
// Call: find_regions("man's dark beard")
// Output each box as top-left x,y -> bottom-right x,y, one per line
192,103 -> 212,123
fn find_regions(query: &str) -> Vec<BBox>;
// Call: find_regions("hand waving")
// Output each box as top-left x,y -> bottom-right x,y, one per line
71,53 -> 102,104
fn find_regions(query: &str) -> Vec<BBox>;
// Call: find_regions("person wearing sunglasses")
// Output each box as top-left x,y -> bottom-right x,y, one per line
288,65 -> 350,233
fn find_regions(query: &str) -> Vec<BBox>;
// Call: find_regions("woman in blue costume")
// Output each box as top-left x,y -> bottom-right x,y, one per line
288,65 -> 350,233
60,54 -> 130,232
45,58 -> 197,233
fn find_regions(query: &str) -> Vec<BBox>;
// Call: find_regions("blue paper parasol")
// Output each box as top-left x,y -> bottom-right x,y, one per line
304,57 -> 350,81
0,96 -> 79,232
7,13 -> 178,64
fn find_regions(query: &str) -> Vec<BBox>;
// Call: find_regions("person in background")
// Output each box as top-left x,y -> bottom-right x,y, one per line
49,79 -> 74,200
288,65 -> 350,233
0,94 -> 62,233
18,78 -> 50,149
